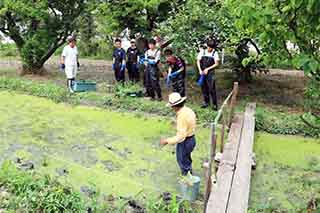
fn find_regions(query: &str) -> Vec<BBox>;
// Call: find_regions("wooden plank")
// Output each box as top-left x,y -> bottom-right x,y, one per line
206,114 -> 244,213
227,103 -> 256,213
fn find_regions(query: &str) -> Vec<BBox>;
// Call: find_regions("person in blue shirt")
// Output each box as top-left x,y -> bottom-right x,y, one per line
112,38 -> 126,83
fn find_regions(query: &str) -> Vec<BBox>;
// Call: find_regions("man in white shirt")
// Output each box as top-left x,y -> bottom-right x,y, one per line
196,40 -> 220,110
144,39 -> 162,101
61,36 -> 79,93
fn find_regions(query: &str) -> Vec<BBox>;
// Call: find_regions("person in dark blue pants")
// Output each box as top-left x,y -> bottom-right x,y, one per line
112,38 -> 126,83
160,93 -> 197,175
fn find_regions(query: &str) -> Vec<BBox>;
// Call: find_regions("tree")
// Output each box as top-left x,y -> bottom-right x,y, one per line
157,0 -> 234,63
226,0 -> 320,126
97,0 -> 186,38
0,0 -> 88,74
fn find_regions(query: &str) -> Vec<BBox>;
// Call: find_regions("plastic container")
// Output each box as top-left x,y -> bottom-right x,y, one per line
179,175 -> 201,201
73,80 -> 96,92
126,91 -> 143,98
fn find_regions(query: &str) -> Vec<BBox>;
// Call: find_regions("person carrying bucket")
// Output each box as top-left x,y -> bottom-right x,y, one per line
160,93 -> 196,176
196,39 -> 220,110
126,39 -> 140,82
164,49 -> 186,97
112,38 -> 126,83
60,35 -> 80,93
144,39 -> 162,101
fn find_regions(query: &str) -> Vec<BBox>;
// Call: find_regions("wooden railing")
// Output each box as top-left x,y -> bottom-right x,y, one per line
203,82 -> 239,212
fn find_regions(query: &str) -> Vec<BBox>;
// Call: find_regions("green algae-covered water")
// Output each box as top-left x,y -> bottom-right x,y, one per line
0,91 -> 319,211
250,133 -> 320,212
0,91 -> 210,197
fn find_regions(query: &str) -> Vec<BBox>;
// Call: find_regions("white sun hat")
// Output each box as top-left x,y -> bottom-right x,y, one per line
166,92 -> 187,107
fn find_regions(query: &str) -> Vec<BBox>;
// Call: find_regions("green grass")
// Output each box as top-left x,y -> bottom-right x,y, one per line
249,132 -> 320,212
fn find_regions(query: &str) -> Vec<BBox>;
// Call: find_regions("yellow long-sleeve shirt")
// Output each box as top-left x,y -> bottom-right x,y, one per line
166,106 -> 196,145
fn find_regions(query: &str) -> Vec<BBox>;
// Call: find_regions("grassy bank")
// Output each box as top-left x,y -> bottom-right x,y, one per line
0,76 -> 318,138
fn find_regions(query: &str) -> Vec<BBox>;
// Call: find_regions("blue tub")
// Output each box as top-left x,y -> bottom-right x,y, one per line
73,80 -> 96,92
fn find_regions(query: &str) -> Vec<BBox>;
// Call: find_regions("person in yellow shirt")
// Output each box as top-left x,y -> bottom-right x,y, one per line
160,93 -> 196,175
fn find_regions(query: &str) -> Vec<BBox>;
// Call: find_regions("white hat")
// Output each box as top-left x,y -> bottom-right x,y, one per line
166,93 -> 187,107
130,39 -> 136,43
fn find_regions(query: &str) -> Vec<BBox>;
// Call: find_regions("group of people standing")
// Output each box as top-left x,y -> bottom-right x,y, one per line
60,35 -> 220,110
111,38 -> 220,110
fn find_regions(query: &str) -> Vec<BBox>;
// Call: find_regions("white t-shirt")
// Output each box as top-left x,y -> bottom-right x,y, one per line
197,49 -> 220,62
145,49 -> 161,63
62,45 -> 78,66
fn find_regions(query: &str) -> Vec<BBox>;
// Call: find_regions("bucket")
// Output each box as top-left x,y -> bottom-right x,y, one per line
73,80 -> 96,92
179,175 -> 200,201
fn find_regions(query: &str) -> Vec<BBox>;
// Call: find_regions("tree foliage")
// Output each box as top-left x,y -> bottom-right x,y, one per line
157,0 -> 234,62
226,0 -> 320,125
0,0 -> 88,73
97,0 -> 186,37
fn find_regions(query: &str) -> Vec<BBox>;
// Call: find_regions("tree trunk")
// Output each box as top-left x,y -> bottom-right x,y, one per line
21,62 -> 46,75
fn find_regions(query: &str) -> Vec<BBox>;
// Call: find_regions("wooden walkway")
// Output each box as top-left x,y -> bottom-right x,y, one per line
206,103 -> 256,213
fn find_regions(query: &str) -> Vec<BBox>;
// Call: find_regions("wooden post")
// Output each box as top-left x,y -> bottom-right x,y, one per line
220,115 -> 226,153
228,82 -> 239,127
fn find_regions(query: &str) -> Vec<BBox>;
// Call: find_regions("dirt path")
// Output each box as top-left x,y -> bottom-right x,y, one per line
0,57 -> 307,111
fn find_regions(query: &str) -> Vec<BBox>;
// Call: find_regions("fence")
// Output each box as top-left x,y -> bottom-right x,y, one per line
203,82 -> 239,211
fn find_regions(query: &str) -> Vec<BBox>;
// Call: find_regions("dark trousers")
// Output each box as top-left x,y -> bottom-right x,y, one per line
171,75 -> 186,97
127,63 -> 139,82
145,65 -> 162,99
201,72 -> 218,108
176,136 -> 196,175
114,63 -> 125,83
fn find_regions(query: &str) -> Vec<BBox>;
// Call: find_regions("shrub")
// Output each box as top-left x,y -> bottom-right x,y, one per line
0,43 -> 18,57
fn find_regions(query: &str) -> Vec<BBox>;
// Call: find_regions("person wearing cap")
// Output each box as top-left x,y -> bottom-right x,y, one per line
197,39 -> 220,110
60,36 -> 80,93
144,39 -> 162,100
126,39 -> 140,82
164,49 -> 186,97
112,38 -> 126,83
160,93 -> 196,176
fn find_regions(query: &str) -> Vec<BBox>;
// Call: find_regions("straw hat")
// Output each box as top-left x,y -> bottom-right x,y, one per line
166,93 -> 187,107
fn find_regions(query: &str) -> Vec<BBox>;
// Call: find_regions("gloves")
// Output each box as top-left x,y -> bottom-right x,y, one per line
112,64 -> 115,71
197,74 -> 205,86
139,58 -> 145,65
166,76 -> 171,87
170,71 -> 179,78
148,59 -> 156,65
60,64 -> 65,72
121,64 -> 126,72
